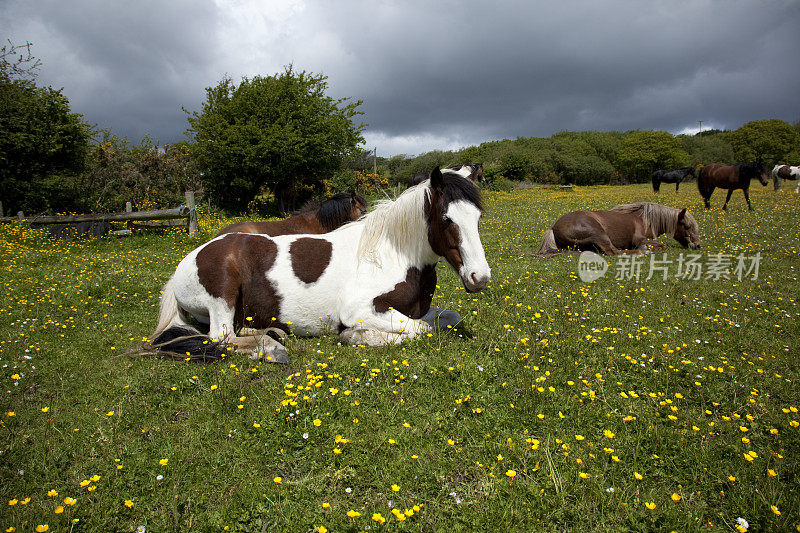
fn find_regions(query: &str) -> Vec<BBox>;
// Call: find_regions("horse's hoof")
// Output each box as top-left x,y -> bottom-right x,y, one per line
262,344 -> 290,364
420,306 -> 462,330
265,327 -> 287,345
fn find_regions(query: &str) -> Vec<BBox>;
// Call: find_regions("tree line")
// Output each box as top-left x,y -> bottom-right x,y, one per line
375,120 -> 800,190
2,40 -> 798,216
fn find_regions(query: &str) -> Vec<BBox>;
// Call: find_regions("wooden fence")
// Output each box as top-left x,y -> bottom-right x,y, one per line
0,191 -> 199,236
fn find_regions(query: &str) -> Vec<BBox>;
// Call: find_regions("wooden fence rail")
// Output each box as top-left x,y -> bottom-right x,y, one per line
0,191 -> 199,236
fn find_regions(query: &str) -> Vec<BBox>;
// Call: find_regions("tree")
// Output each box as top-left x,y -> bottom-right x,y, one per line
615,130 -> 689,182
186,66 -> 365,212
0,41 -> 91,214
74,131 -> 203,212
728,119 -> 800,165
679,131 -> 734,166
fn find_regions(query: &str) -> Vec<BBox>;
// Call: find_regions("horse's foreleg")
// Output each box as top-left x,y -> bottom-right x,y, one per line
722,189 -> 734,210
675,181 -> 680,192
339,328 -> 407,347
638,239 -> 666,251
339,307 -> 432,346
742,188 -> 754,210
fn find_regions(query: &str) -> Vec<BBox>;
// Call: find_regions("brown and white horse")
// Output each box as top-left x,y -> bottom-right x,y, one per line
535,202 -> 701,256
150,168 -> 491,363
698,163 -> 769,210
771,164 -> 800,192
216,192 -> 367,237
408,163 -> 484,187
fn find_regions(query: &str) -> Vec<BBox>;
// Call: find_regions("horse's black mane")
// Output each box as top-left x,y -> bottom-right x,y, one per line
311,192 -> 365,231
738,162 -> 766,173
441,170 -> 483,211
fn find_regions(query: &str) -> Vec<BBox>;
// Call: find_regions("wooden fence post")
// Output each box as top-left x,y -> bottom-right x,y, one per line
185,191 -> 198,236
17,211 -> 24,221
0,201 -> 3,218
125,202 -> 133,229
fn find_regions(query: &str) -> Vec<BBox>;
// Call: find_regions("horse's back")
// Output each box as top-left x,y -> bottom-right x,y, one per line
700,163 -> 730,183
553,209 -> 633,236
551,209 -> 639,250
217,216 -> 316,237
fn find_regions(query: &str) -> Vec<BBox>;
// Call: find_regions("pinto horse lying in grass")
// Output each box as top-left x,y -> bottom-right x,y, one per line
149,168 -> 491,363
216,192 -> 367,237
535,202 -> 701,256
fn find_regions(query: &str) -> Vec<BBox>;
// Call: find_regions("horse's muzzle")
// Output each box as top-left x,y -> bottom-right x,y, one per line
463,271 -> 491,292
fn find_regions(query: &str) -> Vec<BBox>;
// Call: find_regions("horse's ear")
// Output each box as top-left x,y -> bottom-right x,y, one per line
678,208 -> 687,220
430,167 -> 444,192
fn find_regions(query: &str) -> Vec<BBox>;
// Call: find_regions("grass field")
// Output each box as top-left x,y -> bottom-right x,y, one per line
1,182 -> 798,532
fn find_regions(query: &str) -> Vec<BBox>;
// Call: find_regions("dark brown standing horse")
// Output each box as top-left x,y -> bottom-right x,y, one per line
535,202 -> 701,256
216,192 -> 367,237
407,163 -> 485,187
697,163 -> 769,210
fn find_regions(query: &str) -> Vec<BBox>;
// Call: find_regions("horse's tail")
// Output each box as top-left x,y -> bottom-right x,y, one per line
151,274 -> 181,339
149,325 -> 229,362
697,167 -> 709,196
652,177 -> 660,193
534,229 -> 561,257
133,274 -> 230,362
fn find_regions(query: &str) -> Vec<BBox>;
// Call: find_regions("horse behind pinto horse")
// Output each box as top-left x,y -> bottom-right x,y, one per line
149,167 -> 491,363
652,167 -> 695,193
217,192 -> 366,237
697,163 -> 769,210
407,163 -> 485,187
535,202 -> 701,256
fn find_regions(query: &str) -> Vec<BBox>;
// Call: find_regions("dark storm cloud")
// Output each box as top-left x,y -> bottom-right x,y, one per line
3,1 -> 799,155
318,1 -> 800,147
2,0 -> 221,143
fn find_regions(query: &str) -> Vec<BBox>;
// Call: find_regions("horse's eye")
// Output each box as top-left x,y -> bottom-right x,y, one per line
442,216 -> 451,224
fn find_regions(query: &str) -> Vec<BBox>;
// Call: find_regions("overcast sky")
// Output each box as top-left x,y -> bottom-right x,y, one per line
3,0 -> 799,157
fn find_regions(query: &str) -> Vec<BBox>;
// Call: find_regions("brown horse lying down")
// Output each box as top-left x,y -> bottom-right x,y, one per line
535,202 -> 701,256
217,192 -> 367,237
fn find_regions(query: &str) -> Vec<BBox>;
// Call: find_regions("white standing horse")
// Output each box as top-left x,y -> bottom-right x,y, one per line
772,164 -> 800,192
149,167 -> 491,363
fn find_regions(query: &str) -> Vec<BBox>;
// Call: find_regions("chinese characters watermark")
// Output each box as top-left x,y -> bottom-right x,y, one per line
579,252 -> 761,282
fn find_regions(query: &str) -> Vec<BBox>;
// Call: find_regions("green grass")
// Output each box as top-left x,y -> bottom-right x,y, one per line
1,183 -> 798,532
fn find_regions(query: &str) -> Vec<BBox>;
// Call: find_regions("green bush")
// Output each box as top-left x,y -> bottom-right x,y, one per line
488,175 -> 515,191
